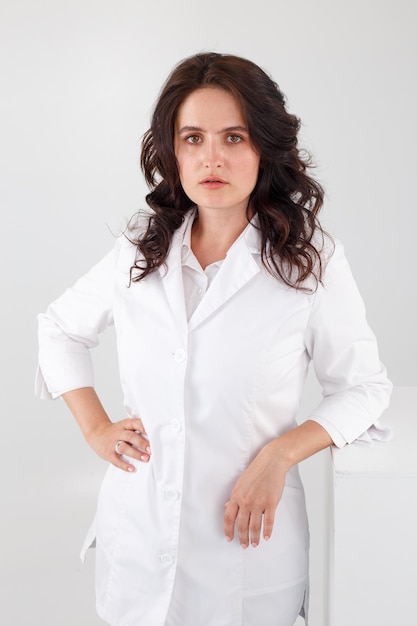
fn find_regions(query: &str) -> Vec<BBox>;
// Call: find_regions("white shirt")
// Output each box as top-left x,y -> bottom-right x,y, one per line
36,210 -> 392,626
181,213 -> 223,320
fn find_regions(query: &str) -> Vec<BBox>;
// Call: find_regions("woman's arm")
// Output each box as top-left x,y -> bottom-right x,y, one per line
62,387 -> 151,472
223,420 -> 333,548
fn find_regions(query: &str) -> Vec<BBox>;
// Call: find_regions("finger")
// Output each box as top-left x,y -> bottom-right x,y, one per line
121,430 -> 151,455
113,439 -> 150,463
224,502 -> 239,542
110,452 -> 137,473
124,416 -> 147,434
236,509 -> 251,549
263,508 -> 275,541
249,512 -> 263,547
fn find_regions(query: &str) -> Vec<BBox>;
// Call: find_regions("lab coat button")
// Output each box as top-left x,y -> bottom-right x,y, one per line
160,553 -> 174,566
164,489 -> 180,501
174,348 -> 186,363
169,419 -> 181,433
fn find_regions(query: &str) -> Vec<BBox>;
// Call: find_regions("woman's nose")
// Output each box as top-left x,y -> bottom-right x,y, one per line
203,140 -> 224,168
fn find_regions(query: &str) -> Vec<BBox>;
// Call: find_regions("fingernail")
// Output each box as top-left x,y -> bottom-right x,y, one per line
127,466 -> 135,473
264,535 -> 270,541
225,536 -> 232,542
141,455 -> 149,462
241,543 -> 248,550
146,446 -> 151,454
251,542 -> 258,547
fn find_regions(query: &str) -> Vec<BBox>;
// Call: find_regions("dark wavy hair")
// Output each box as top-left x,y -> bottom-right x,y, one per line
129,52 -> 328,289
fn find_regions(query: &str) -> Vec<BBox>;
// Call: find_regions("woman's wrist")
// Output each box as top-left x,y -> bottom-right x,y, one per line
265,420 -> 334,471
263,438 -> 295,473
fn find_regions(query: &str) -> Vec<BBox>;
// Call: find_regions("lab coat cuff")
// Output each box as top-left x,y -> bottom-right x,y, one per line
35,366 -> 56,399
309,415 -> 393,449
35,353 -> 95,400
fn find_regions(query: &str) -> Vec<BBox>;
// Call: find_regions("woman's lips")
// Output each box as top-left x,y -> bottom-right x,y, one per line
200,177 -> 228,190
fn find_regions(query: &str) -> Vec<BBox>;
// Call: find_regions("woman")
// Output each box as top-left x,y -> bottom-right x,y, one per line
37,52 -> 392,626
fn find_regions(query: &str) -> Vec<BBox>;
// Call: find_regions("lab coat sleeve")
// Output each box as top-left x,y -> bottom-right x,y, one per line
305,240 -> 392,448
36,245 -> 118,400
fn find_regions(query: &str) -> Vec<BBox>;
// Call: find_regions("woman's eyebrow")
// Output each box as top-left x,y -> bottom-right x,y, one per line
177,125 -> 249,134
177,125 -> 204,134
222,125 -> 249,133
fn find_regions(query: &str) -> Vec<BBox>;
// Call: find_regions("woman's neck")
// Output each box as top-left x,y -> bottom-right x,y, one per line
191,208 -> 251,269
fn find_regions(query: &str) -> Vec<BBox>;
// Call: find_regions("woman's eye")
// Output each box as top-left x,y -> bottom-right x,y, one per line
226,135 -> 242,144
186,135 -> 201,144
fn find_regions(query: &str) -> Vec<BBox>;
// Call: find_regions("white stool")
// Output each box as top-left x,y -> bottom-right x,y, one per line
329,386 -> 417,626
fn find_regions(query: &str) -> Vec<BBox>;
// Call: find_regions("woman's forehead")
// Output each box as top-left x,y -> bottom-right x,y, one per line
175,88 -> 246,130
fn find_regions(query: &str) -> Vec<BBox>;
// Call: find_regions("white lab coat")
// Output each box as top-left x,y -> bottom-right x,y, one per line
37,210 -> 392,626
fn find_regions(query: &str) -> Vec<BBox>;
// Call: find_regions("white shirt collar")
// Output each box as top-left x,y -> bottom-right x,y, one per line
181,209 -> 197,264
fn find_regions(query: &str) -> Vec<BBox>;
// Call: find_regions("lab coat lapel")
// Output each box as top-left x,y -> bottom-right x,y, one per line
188,223 -> 261,332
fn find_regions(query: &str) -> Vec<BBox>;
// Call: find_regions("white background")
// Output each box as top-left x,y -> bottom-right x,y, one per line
0,0 -> 415,624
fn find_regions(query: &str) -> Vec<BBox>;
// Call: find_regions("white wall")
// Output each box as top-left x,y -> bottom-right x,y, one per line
1,1 -> 415,624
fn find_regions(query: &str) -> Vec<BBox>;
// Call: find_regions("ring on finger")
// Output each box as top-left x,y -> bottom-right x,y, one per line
115,440 -> 124,455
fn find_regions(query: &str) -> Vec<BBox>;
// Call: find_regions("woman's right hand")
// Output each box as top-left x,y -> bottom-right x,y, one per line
87,417 -> 151,472
62,387 -> 151,472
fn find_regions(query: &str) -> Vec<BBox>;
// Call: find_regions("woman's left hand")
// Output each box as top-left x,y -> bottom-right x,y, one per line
223,442 -> 288,549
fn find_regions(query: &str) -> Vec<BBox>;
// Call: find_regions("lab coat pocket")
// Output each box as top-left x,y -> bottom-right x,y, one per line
243,485 -> 309,593
79,463 -> 128,565
79,463 -> 134,564
95,464 -> 133,557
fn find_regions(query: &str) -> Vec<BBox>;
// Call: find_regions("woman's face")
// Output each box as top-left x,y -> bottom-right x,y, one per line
174,88 -> 260,218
